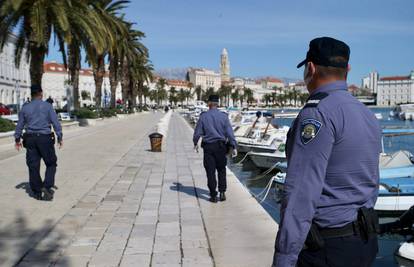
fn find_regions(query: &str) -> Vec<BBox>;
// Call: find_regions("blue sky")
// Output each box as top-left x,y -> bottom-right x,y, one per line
47,0 -> 414,85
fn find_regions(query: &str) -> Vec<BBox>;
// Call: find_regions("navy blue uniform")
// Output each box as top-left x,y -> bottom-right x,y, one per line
193,108 -> 236,197
14,99 -> 62,194
273,81 -> 381,267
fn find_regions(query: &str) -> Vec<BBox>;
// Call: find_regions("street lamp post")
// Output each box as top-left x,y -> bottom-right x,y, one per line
15,79 -> 21,113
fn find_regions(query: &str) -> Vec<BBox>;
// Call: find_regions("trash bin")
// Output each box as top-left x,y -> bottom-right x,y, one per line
149,132 -> 163,152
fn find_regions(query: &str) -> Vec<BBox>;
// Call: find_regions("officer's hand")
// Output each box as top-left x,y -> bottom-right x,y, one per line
231,148 -> 238,158
194,145 -> 199,153
15,142 -> 22,151
58,141 -> 63,149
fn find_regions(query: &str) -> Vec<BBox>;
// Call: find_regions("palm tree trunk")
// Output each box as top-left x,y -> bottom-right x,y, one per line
29,45 -> 47,86
93,55 -> 105,108
121,58 -> 130,109
126,78 -> 135,110
109,56 -> 119,109
68,43 -> 81,110
137,81 -> 144,110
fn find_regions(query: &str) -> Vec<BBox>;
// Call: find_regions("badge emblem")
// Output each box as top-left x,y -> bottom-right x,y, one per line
300,118 -> 322,144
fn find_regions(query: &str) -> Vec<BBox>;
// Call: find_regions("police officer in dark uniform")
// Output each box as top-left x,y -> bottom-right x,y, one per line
272,37 -> 381,267
14,85 -> 63,201
193,95 -> 237,203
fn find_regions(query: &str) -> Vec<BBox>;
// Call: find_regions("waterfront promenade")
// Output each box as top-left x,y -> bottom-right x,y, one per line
0,112 -> 277,267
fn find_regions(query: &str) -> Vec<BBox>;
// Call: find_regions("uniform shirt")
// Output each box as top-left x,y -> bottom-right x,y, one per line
274,81 -> 381,267
14,99 -> 63,142
193,108 -> 237,147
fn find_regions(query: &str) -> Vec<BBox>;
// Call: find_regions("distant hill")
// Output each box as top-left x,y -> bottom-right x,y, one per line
155,68 -> 188,80
155,68 -> 302,85
279,77 -> 302,84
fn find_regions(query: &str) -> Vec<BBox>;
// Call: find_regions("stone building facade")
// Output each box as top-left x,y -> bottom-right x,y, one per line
0,35 -> 31,105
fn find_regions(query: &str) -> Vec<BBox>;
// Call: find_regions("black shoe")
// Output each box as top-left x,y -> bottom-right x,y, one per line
41,187 -> 54,201
33,192 -> 43,200
209,196 -> 218,203
219,192 -> 226,201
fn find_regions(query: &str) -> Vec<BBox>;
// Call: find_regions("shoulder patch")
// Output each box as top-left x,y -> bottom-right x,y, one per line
300,118 -> 322,144
304,92 -> 329,108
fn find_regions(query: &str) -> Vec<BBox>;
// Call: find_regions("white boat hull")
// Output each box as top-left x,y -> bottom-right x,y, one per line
374,195 -> 414,213
248,152 -> 286,169
237,143 -> 276,154
397,242 -> 414,264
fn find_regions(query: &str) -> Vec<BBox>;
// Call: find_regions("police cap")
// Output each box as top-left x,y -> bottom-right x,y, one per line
208,95 -> 219,103
297,37 -> 350,69
31,84 -> 43,94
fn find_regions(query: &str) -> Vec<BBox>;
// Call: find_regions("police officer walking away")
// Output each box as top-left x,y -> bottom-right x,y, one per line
14,85 -> 63,201
272,37 -> 381,267
193,95 -> 237,203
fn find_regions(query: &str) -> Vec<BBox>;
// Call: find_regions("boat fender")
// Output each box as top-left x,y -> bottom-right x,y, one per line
304,92 -> 329,108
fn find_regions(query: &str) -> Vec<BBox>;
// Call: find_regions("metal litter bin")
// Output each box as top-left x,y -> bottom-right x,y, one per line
149,132 -> 163,152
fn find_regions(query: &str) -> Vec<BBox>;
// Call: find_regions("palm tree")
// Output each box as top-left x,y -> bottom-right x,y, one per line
231,89 -> 240,107
118,25 -> 148,109
67,1 -> 110,110
0,0 -> 73,85
88,0 -> 131,108
142,85 -> 150,105
202,87 -> 215,103
187,82 -> 193,97
169,86 -> 177,106
244,88 -> 254,106
156,78 -> 167,105
262,93 -> 272,107
131,53 -> 153,109
218,85 -> 232,106
149,90 -> 157,104
177,88 -> 186,106
184,89 -> 192,106
194,85 -> 202,101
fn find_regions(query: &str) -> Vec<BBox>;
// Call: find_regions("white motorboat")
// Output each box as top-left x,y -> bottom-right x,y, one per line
248,150 -> 286,169
194,100 -> 208,110
392,104 -> 414,120
237,126 -> 289,153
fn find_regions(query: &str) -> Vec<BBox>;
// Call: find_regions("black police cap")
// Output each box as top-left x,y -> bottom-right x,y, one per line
297,37 -> 350,69
31,84 -> 43,94
208,95 -> 219,103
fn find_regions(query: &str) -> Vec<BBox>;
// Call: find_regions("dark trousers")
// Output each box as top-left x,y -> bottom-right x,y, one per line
297,235 -> 378,267
25,134 -> 57,193
202,142 -> 227,197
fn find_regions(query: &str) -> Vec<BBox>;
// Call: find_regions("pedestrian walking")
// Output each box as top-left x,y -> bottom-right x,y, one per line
14,85 -> 63,201
46,96 -> 54,105
272,37 -> 382,267
193,95 -> 237,202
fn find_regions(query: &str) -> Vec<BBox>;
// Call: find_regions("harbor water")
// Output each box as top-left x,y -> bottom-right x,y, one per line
226,107 -> 414,267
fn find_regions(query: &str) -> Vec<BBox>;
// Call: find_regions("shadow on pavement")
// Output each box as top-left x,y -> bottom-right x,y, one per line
0,211 -> 69,266
15,182 -> 35,199
170,182 -> 210,202
15,182 -> 58,201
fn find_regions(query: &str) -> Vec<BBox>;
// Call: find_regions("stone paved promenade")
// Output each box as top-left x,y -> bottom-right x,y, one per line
0,112 -> 277,267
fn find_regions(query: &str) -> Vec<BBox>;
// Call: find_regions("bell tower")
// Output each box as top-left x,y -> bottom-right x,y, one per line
220,48 -> 230,83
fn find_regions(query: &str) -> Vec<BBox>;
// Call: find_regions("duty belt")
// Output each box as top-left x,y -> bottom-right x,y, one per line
318,221 -> 360,239
24,133 -> 51,137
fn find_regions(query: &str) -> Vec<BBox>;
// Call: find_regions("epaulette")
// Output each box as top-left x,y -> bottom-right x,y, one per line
304,92 -> 329,108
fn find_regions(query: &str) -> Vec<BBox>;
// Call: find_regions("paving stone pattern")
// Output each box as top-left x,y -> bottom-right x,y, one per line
11,113 -> 277,267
